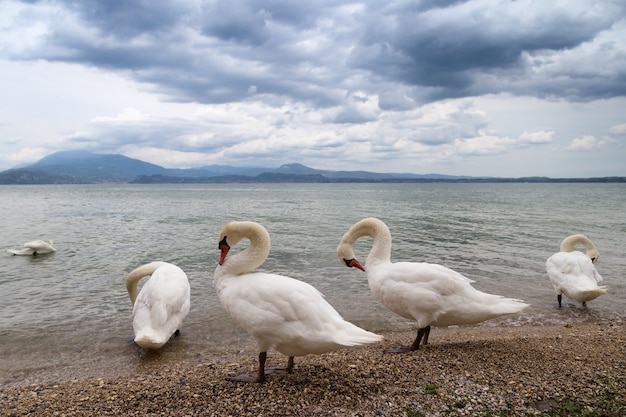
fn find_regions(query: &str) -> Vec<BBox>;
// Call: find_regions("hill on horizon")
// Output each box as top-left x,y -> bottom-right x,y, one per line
1,150 -> 623,184
0,150 -> 470,184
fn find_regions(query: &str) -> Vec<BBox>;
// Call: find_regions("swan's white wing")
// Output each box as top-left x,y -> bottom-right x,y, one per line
368,261 -> 528,328
218,272 -> 381,356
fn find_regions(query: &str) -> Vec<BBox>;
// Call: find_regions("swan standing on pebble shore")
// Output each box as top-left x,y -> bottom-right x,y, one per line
337,217 -> 529,353
546,234 -> 606,307
214,221 -> 383,383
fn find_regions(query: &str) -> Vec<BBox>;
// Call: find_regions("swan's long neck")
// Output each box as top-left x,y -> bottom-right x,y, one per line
220,222 -> 271,276
560,234 -> 599,261
126,261 -> 164,305
345,218 -> 392,264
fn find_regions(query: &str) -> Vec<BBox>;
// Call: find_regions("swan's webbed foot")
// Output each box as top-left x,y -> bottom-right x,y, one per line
384,326 -> 430,354
384,344 -> 413,354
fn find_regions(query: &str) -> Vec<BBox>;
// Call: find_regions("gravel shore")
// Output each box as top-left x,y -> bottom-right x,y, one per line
2,320 -> 624,416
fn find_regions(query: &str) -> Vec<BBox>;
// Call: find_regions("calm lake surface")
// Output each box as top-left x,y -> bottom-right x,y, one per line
1,183 -> 624,386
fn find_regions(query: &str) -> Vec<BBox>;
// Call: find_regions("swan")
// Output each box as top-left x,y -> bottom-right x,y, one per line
546,234 -> 606,307
126,261 -> 191,349
337,217 -> 529,353
213,221 -> 383,383
7,240 -> 56,256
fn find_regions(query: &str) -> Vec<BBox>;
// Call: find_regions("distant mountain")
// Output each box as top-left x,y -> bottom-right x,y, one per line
29,150 -> 170,181
0,150 -> 624,184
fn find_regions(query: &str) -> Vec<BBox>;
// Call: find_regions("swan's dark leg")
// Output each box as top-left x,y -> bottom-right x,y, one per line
420,326 -> 431,346
174,329 -> 180,336
410,326 -> 431,351
582,301 -> 587,307
257,351 -> 267,382
557,294 -> 562,308
286,356 -> 294,373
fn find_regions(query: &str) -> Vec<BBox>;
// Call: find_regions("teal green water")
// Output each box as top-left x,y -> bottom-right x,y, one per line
1,183 -> 624,386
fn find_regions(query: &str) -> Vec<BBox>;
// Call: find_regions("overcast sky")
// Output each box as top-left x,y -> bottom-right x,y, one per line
1,0 -> 625,177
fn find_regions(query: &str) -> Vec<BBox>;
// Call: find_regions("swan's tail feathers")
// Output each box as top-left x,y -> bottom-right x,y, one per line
334,324 -> 384,347
568,286 -> 608,303
492,298 -> 530,315
134,330 -> 168,350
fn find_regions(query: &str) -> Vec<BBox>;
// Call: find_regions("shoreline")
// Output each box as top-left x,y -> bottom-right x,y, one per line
2,320 -> 624,416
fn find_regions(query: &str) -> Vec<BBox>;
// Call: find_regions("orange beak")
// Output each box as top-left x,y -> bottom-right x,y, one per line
218,236 -> 230,265
344,258 -> 365,271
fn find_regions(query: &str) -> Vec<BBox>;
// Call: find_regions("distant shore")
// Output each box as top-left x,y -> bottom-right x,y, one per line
2,320 -> 624,416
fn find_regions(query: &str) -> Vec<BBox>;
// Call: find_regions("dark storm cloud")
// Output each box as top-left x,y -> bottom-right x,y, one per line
11,0 -> 626,108
351,1 -> 626,101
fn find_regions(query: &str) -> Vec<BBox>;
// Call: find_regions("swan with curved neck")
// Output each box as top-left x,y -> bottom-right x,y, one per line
126,261 -> 191,349
546,234 -> 606,307
7,240 -> 56,256
337,217 -> 529,353
214,221 -> 383,383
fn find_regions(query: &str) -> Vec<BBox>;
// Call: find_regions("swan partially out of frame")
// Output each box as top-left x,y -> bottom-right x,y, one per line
126,261 -> 191,349
337,217 -> 529,353
546,234 -> 606,307
213,221 -> 383,383
7,240 -> 56,256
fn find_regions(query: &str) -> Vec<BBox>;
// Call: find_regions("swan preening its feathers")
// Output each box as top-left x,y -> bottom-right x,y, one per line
546,234 -> 607,307
7,240 -> 56,256
337,217 -> 529,353
214,221 -> 383,382
126,261 -> 191,349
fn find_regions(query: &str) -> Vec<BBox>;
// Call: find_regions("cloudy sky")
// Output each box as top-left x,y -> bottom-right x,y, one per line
1,0 -> 625,177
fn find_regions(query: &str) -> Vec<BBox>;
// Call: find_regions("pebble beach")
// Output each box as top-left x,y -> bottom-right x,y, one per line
2,320 -> 624,416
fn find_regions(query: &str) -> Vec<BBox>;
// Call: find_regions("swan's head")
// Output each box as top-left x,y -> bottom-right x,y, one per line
218,222 -> 247,265
217,221 -> 270,266
337,242 -> 366,272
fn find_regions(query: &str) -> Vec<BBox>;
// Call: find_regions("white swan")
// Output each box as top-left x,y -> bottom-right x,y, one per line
7,240 -> 56,256
546,234 -> 606,307
126,261 -> 191,349
213,221 -> 383,383
337,217 -> 529,353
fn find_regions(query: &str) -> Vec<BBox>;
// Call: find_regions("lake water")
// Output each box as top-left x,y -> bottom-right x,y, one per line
1,183 -> 624,386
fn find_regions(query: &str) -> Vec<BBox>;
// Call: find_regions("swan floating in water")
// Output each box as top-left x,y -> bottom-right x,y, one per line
546,234 -> 606,307
214,221 -> 383,382
126,261 -> 191,349
337,217 -> 529,353
7,240 -> 57,256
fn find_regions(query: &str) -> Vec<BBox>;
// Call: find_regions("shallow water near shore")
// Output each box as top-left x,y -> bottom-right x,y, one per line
1,183 -> 625,387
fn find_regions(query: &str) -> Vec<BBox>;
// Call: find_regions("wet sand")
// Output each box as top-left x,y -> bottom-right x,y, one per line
1,320 -> 624,416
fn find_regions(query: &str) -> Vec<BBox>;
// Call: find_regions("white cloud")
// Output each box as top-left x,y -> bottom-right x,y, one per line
566,135 -> 612,151
609,123 -> 626,135
519,130 -> 554,144
454,132 -> 516,155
